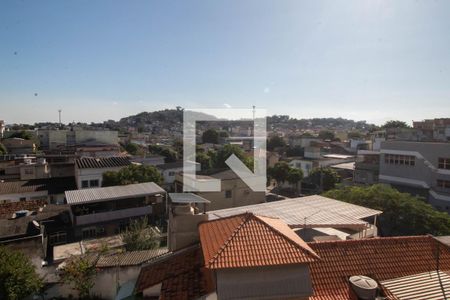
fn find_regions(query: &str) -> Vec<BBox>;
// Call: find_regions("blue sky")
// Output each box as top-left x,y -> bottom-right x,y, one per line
1,0 -> 450,125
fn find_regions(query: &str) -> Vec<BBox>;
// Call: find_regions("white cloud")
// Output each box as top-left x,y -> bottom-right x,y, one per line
223,103 -> 232,108
263,87 -> 270,94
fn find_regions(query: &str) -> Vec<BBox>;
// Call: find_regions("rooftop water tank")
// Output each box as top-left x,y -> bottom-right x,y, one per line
349,275 -> 378,300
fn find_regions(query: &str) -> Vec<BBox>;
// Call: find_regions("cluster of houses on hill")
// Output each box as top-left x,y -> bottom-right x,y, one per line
1,118 -> 450,299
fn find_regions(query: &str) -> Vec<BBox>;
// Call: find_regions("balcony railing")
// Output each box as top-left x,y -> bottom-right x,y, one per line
75,206 -> 152,226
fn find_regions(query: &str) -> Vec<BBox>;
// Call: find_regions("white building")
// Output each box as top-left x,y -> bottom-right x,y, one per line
74,156 -> 131,189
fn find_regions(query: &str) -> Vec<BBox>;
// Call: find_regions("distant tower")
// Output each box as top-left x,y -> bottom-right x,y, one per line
58,109 -> 62,127
0,120 -> 4,139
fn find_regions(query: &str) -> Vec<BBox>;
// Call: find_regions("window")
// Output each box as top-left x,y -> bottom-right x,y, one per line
89,179 -> 99,187
437,179 -> 450,189
438,158 -> 450,170
82,227 -> 97,239
81,180 -> 89,188
20,197 -> 26,201
384,154 -> 415,166
225,190 -> 232,198
49,231 -> 67,245
24,168 -> 34,175
168,171 -> 176,176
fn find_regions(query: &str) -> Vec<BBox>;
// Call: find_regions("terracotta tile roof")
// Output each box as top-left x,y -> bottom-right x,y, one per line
307,236 -> 450,300
0,199 -> 47,219
199,213 -> 319,269
75,156 -> 131,169
135,245 -> 214,300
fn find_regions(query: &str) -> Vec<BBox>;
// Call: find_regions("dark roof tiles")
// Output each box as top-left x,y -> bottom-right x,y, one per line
75,156 -> 131,169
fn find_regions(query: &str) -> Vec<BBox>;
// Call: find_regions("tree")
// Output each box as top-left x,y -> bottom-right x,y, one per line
286,146 -> 304,157
324,184 -> 450,236
318,130 -> 335,141
124,143 -> 140,155
307,167 -> 340,192
267,135 -> 285,151
102,164 -> 163,186
122,217 -> 160,251
0,246 -> 43,300
8,130 -> 34,140
0,143 -> 6,155
202,129 -> 219,144
267,162 -> 291,185
381,120 -> 410,129
196,151 -> 212,170
287,168 -> 303,195
212,144 -> 253,170
60,255 -> 97,299
347,131 -> 365,140
148,145 -> 178,162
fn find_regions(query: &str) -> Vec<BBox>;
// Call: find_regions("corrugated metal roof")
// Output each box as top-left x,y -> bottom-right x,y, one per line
65,182 -> 165,205
169,193 -> 211,204
75,156 -> 131,169
96,247 -> 169,268
207,195 -> 381,229
381,271 -> 450,300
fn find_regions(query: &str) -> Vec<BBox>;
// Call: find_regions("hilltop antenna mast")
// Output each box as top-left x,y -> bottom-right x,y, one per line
58,109 -> 62,127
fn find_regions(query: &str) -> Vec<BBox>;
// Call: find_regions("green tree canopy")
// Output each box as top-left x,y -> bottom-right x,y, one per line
102,164 -> 163,186
267,135 -> 286,151
60,255 -> 97,299
287,168 -> 303,194
307,167 -> 340,192
196,151 -> 212,170
0,246 -> 43,300
324,184 -> 450,236
318,130 -> 335,141
202,129 -> 219,144
267,161 -> 291,184
347,130 -> 365,140
8,130 -> 34,140
123,142 -> 140,155
122,217 -> 160,251
212,144 -> 253,170
381,120 -> 410,129
286,146 -> 304,157
148,145 -> 178,162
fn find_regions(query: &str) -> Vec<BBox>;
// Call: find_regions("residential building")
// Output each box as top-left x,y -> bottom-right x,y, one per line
286,152 -> 355,177
64,182 -> 166,240
1,137 -> 36,154
131,155 -> 165,166
74,144 -> 121,157
45,246 -> 168,299
378,140 -> 450,211
0,155 -> 50,181
74,156 -> 131,189
354,150 -> 380,184
413,118 -> 450,141
38,129 -> 118,151
0,177 -> 77,204
167,193 -> 210,251
157,160 -> 200,190
207,194 -> 381,242
135,211 -> 450,300
174,169 -> 266,211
